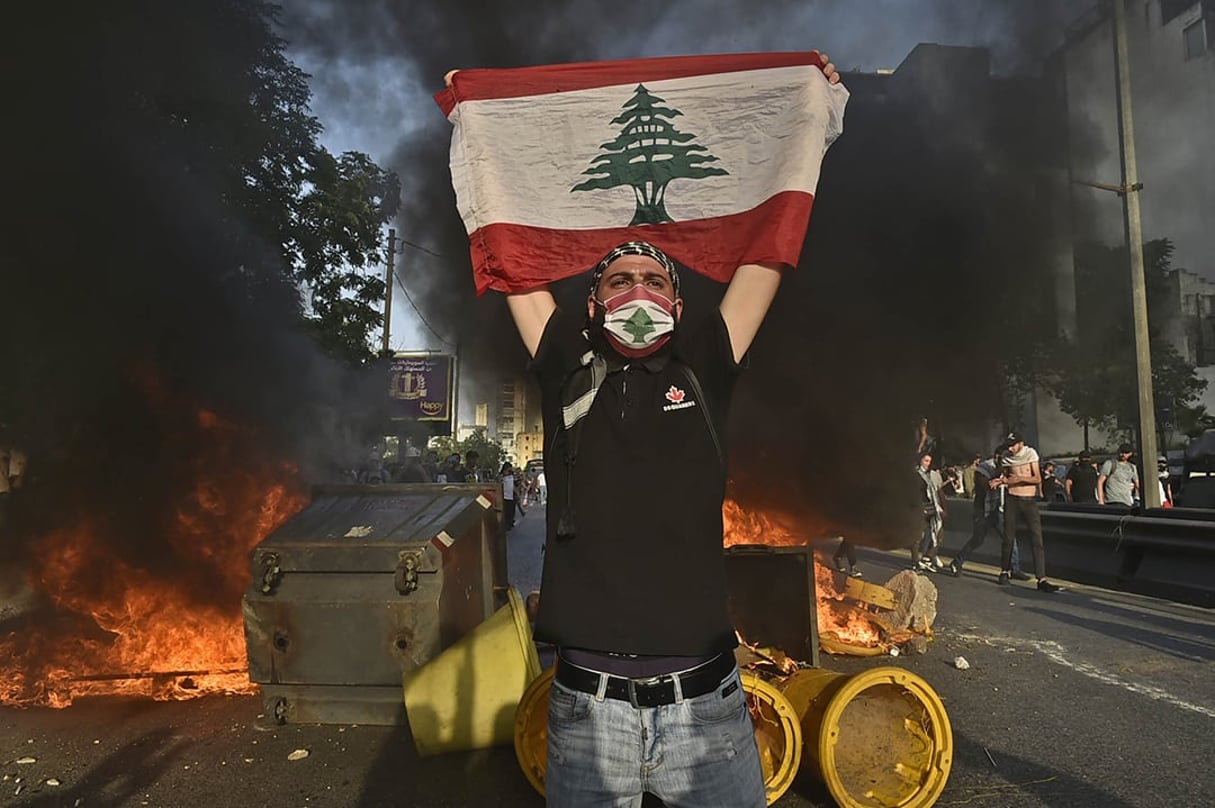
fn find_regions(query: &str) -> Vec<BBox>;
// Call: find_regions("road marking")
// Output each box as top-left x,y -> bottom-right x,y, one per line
952,632 -> 1215,719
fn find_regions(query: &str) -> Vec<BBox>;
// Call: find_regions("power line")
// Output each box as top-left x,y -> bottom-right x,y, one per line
393,271 -> 456,349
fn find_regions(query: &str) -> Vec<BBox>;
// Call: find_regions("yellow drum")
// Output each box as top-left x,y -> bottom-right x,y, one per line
778,666 -> 953,808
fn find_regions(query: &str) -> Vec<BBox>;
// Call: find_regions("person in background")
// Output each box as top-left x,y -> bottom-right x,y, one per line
961,453 -> 981,498
396,446 -> 431,483
1040,460 -> 1064,502
1098,444 -> 1139,506
514,465 -> 528,518
1157,456 -> 1173,507
997,432 -> 1061,593
500,461 -> 517,530
423,450 -> 440,481
915,416 -> 937,460
913,452 -> 948,572
832,537 -> 862,578
437,452 -> 462,483
464,450 -> 481,482
1065,451 -> 1099,503
943,464 -> 964,497
946,445 -> 1030,580
535,468 -> 547,505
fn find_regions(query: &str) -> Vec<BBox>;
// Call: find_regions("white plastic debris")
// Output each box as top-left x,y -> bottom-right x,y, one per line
954,656 -> 971,670
287,749 -> 310,761
46,778 -> 61,787
888,646 -> 900,657
15,757 -> 36,765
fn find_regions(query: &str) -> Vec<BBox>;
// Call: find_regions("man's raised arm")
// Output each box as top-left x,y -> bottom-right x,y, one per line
719,263 -> 785,363
717,50 -> 839,363
506,287 -> 557,359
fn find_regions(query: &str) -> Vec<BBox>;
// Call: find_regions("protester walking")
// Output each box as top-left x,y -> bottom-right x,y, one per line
946,445 -> 1029,580
997,433 -> 1061,592
913,452 -> 947,572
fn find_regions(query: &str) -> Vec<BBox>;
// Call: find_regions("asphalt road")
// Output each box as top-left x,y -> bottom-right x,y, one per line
2,504 -> 1212,808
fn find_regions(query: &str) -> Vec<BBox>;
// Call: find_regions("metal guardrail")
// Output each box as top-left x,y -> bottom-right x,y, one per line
940,502 -> 1215,608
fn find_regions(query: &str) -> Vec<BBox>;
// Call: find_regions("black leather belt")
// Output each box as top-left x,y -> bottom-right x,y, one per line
554,652 -> 736,708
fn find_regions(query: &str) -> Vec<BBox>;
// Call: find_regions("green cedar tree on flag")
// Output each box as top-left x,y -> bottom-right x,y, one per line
435,52 -> 849,295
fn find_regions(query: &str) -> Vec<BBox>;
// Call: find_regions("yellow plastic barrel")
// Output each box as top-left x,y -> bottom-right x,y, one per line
778,666 -> 953,808
513,665 -> 802,806
513,666 -> 553,796
740,669 -> 803,805
402,587 -> 541,756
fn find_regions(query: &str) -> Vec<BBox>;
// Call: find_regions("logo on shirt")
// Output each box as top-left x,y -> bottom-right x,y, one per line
663,385 -> 697,412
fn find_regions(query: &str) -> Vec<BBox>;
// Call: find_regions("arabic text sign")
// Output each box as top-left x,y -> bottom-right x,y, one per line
388,354 -> 453,422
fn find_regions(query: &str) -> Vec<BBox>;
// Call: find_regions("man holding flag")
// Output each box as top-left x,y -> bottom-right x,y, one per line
440,50 -> 845,807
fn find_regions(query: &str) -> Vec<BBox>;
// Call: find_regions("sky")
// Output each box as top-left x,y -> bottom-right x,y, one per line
278,0 -> 1094,359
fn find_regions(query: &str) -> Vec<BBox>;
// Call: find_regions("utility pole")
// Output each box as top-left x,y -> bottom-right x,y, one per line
382,228 -> 397,356
1112,0 -> 1160,507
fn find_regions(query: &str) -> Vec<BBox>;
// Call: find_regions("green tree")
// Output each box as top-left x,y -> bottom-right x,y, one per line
429,428 -> 505,478
572,85 -> 727,225
1044,238 -> 1206,448
30,0 -> 403,367
291,151 -> 401,362
216,3 -> 401,363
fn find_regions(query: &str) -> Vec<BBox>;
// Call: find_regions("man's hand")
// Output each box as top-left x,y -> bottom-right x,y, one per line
812,51 -> 840,84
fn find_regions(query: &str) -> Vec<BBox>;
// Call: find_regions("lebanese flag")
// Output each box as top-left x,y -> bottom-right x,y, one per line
435,52 -> 849,295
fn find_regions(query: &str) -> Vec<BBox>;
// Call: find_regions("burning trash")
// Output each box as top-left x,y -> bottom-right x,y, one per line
817,567 -> 938,657
721,498 -> 936,660
0,408 -> 307,708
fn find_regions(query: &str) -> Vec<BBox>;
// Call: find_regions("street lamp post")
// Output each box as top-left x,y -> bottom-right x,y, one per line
1112,0 -> 1161,507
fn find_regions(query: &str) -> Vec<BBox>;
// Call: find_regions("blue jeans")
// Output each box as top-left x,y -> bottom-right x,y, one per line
545,665 -> 766,808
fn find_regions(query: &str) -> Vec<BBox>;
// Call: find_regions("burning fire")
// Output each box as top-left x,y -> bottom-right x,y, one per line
0,408 -> 307,708
722,498 -> 885,650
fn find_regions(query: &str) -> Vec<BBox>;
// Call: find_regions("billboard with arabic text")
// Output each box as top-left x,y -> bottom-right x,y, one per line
388,353 -> 453,425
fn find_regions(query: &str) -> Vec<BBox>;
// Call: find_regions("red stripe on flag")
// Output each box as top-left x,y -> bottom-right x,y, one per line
466,191 -> 814,295
435,51 -> 826,117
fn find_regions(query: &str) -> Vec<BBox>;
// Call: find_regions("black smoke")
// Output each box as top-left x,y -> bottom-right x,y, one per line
273,0 -> 1092,547
1,0 -> 390,590
0,0 -> 1094,583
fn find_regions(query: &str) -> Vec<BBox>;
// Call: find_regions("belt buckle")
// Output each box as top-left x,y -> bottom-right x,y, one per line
626,675 -> 664,708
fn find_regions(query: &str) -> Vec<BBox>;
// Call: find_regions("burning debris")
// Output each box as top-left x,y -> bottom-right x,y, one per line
817,566 -> 938,657
722,499 -> 936,661
0,409 -> 308,708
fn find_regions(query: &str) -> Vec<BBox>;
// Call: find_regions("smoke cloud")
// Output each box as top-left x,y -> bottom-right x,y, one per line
275,0 -> 1092,546
0,0 -> 1097,586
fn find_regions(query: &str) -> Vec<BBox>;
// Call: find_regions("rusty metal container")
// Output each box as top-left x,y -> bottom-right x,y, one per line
242,483 -> 507,726
724,544 -> 821,668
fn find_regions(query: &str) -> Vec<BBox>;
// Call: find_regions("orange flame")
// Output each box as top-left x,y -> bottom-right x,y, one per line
812,560 -> 886,648
722,499 -> 884,649
0,408 -> 307,707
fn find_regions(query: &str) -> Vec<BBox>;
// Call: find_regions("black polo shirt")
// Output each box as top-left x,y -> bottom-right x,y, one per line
531,307 -> 742,656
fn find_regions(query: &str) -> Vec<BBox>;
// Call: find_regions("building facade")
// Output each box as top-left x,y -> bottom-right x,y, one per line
1050,0 -> 1215,447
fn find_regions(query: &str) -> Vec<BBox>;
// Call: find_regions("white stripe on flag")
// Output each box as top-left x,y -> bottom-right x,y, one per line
448,65 -> 846,234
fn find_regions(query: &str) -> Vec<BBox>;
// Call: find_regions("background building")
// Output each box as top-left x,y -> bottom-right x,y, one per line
1056,0 -> 1215,435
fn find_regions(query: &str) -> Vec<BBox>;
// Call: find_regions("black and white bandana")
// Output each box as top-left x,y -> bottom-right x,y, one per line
589,241 -> 679,298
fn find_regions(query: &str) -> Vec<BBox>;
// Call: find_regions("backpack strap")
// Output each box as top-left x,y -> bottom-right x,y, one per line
676,363 -> 725,474
554,357 -> 724,540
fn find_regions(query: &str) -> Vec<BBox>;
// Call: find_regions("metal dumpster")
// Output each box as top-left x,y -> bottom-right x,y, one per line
242,483 -> 508,725
725,543 -> 821,668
